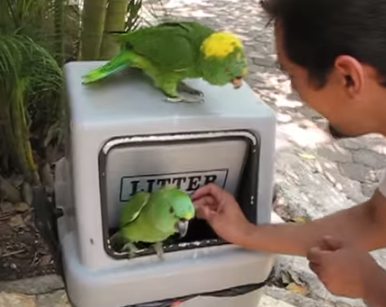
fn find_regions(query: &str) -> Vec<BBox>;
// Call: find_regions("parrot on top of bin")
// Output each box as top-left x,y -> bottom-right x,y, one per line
81,21 -> 248,104
109,184 -> 196,259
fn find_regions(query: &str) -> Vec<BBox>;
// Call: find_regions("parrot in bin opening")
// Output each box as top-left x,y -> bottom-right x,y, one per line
109,185 -> 196,259
81,21 -> 248,104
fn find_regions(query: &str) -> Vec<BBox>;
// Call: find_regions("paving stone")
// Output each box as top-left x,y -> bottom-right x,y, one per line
260,294 -> 300,307
337,139 -> 366,150
274,150 -> 358,220
361,183 -> 377,197
36,290 -> 70,307
252,57 -> 276,68
338,135 -> 386,153
352,149 -> 386,169
0,292 -> 37,307
0,275 -> 64,295
338,163 -> 376,183
316,144 -> 352,164
273,256 -> 367,307
264,286 -> 338,307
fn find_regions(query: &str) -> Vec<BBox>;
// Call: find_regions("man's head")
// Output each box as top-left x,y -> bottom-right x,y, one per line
260,0 -> 386,138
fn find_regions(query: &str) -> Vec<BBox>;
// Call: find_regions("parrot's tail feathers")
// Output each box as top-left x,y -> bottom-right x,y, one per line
81,50 -> 135,84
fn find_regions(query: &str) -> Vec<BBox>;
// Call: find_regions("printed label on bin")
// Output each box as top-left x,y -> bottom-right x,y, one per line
119,169 -> 228,202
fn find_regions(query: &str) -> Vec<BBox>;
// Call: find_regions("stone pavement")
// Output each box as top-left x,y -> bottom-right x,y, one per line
2,0 -> 386,306
0,274 -> 337,307
0,279 -> 315,307
0,275 -> 67,307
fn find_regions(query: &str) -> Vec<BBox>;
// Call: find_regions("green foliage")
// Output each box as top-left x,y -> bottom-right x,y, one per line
126,0 -> 143,31
0,0 -> 80,61
0,0 -> 170,183
0,0 -> 66,182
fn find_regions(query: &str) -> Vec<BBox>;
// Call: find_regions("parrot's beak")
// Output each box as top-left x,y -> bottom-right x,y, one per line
231,77 -> 243,89
175,220 -> 189,238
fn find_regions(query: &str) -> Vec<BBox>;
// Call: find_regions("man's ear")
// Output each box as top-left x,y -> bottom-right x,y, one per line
334,55 -> 365,96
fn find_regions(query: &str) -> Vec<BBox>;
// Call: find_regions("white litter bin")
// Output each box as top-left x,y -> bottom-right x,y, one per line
44,61 -> 277,307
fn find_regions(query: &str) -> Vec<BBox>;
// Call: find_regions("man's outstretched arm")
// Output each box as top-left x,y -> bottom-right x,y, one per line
240,189 -> 386,256
193,182 -> 386,300
363,266 -> 386,307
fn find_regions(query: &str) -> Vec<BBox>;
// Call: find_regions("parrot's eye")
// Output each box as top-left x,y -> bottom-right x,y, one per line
170,207 -> 175,215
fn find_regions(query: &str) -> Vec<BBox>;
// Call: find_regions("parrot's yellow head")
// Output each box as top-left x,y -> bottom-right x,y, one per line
199,32 -> 248,88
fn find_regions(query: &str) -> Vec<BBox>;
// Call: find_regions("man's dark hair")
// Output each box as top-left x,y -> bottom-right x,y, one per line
260,0 -> 386,88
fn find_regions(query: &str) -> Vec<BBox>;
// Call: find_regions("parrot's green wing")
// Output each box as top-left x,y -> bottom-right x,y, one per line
117,22 -> 213,71
119,192 -> 150,228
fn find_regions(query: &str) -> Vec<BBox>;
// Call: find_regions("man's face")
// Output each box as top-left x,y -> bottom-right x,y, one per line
274,23 -> 383,138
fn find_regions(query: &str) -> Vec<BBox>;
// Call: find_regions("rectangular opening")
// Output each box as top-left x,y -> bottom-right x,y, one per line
98,130 -> 260,259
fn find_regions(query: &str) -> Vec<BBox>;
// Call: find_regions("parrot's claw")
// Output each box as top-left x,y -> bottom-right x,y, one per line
153,242 -> 165,260
164,95 -> 205,104
122,242 -> 139,259
178,82 -> 204,97
164,96 -> 184,103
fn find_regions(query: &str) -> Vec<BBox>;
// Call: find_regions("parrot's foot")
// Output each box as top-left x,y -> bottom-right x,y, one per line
122,242 -> 139,259
153,242 -> 165,260
178,82 -> 204,98
164,94 -> 204,104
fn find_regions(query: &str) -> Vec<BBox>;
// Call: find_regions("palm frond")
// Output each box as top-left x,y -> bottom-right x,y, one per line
0,33 -> 63,181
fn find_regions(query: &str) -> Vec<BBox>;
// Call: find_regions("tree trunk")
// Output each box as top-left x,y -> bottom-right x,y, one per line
0,94 -> 17,173
54,0 -> 66,66
10,81 -> 40,185
9,87 -> 30,179
99,0 -> 128,60
79,0 -> 108,60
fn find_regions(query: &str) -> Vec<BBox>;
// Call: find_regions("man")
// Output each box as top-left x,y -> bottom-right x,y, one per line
192,0 -> 386,306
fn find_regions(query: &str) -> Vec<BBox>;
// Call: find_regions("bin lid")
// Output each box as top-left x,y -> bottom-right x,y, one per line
64,62 -> 275,128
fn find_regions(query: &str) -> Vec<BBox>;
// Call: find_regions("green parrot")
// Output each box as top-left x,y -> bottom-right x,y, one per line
109,185 -> 196,259
81,21 -> 248,103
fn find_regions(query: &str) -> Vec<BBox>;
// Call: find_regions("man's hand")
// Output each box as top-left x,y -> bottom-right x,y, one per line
192,183 -> 254,245
307,235 -> 386,302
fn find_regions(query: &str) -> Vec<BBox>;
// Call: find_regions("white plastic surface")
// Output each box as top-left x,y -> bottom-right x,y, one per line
62,230 -> 275,307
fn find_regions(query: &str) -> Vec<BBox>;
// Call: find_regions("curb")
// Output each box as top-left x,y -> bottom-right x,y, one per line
0,274 -> 64,295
